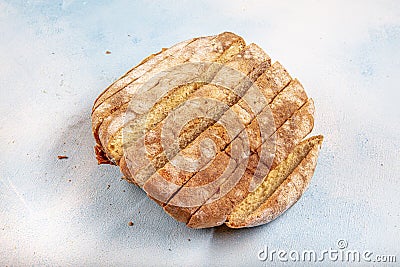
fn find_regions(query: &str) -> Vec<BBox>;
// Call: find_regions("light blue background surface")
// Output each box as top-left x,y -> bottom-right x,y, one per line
0,0 -> 399,266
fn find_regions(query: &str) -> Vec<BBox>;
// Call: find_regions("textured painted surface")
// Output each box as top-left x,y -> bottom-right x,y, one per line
0,0 -> 399,266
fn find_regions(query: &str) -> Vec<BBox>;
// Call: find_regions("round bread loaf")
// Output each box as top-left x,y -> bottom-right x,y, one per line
91,32 -> 323,228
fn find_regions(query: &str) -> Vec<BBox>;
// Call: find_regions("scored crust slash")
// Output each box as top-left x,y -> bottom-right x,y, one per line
91,32 -> 323,229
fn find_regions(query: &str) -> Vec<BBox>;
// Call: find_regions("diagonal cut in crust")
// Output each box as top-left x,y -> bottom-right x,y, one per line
185,99 -> 316,228
225,135 -> 323,228
93,32 -> 246,162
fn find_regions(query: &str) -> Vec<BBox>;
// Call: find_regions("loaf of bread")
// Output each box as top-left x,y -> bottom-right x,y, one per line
91,32 -> 323,228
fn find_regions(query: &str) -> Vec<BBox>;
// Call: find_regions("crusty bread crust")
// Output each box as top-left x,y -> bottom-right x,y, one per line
141,44 -> 270,190
92,47 -> 171,111
91,32 -> 323,229
92,32 -> 246,164
186,99 -> 315,228
162,63 -> 296,225
225,135 -> 323,228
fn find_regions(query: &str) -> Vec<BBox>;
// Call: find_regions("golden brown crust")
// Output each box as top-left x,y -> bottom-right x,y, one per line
91,32 -> 323,229
163,151 -> 232,222
163,63 -> 296,226
267,98 -> 315,169
269,79 -> 308,128
141,44 -> 270,192
97,104 -> 128,164
92,32 -> 246,160
225,135 -> 323,228
186,99 -> 315,228
186,154 -> 263,228
119,156 -> 139,186
92,47 -> 169,112
94,144 -> 114,165
140,43 -> 270,166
